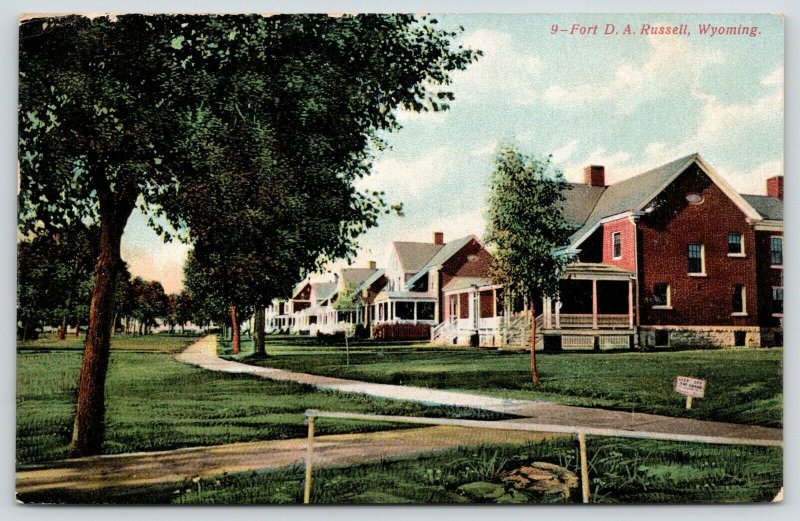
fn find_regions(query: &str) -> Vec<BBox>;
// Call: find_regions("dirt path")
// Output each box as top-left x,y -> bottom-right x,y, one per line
177,336 -> 782,443
17,425 -> 553,495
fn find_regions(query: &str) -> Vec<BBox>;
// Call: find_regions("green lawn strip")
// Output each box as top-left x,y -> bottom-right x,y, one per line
17,337 -> 506,466
17,437 -> 782,504
238,341 -> 782,427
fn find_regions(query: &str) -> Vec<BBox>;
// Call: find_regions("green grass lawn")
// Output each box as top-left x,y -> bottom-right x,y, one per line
18,437 -> 782,504
17,334 -> 503,466
239,338 -> 783,427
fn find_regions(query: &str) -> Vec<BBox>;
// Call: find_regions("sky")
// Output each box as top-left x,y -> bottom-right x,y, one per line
120,13 -> 784,293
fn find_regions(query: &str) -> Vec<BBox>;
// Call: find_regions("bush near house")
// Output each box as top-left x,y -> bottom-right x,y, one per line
373,323 -> 431,341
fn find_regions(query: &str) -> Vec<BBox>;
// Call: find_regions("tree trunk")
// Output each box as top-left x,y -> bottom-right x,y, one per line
22,324 -> 28,342
230,305 -> 240,355
254,306 -> 266,356
75,316 -> 81,338
530,298 -> 540,386
58,316 -> 66,341
68,201 -> 131,457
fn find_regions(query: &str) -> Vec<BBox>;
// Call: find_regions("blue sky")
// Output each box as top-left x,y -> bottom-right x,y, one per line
121,13 -> 784,292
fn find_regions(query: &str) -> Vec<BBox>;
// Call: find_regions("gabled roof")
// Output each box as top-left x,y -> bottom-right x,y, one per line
393,241 -> 444,272
568,153 -> 766,249
353,268 -> 385,294
742,194 -> 783,221
560,183 -> 606,227
340,268 -> 379,288
311,282 -> 337,303
292,281 -> 311,300
442,276 -> 493,292
404,235 -> 476,290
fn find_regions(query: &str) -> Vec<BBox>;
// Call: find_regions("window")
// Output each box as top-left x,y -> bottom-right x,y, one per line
687,243 -> 705,274
732,285 -> 746,315
654,330 -> 670,347
653,283 -> 671,307
772,287 -> 783,315
686,193 -> 704,205
727,232 -> 743,255
612,232 -> 622,259
395,301 -> 415,320
771,236 -> 783,266
418,302 -> 435,321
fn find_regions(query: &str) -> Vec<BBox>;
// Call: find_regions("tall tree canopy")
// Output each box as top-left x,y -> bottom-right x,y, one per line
485,145 -> 573,385
19,14 -> 479,456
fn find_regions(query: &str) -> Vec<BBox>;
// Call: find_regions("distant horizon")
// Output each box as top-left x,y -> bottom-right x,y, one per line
115,13 -> 783,293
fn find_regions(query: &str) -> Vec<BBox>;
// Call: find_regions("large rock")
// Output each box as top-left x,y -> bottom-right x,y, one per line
502,462 -> 579,500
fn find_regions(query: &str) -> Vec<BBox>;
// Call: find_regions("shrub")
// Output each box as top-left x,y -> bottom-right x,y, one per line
372,323 -> 431,341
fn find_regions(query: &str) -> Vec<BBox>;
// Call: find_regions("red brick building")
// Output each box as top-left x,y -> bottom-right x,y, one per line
563,153 -> 783,348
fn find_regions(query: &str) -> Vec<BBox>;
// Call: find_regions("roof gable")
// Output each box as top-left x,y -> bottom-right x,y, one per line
405,235 -> 477,290
392,241 -> 444,272
568,153 -> 764,249
340,268 -> 379,288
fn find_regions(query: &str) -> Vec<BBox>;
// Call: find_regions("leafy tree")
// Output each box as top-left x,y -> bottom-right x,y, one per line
17,223 -> 98,340
19,13 -> 477,457
333,282 -> 359,365
485,145 -> 573,385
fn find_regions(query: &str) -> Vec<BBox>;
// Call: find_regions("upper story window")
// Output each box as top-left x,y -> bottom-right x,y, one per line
612,232 -> 622,259
727,232 -> 744,256
732,284 -> 746,315
771,236 -> 783,266
687,243 -> 705,275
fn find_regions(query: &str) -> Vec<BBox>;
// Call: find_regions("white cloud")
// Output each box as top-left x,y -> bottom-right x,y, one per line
544,37 -> 722,112
470,140 -> 498,157
121,241 -> 190,294
551,139 -> 580,164
360,147 -> 455,199
761,66 -> 783,86
392,209 -> 487,244
452,29 -> 542,105
716,159 -> 783,195
692,72 -> 782,145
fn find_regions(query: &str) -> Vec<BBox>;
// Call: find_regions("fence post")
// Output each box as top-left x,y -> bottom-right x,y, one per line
303,414 -> 316,504
578,431 -> 590,504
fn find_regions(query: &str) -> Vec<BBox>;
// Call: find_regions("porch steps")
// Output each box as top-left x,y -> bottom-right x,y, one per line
498,314 -> 543,350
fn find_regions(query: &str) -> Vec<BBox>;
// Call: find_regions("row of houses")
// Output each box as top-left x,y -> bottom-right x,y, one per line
266,153 -> 783,350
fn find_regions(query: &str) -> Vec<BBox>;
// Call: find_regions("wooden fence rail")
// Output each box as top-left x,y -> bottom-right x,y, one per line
302,409 -> 781,504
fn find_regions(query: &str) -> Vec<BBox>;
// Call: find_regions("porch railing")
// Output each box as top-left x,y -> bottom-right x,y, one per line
558,314 -> 630,329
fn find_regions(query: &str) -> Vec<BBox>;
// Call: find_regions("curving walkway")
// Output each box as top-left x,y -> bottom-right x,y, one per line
177,336 -> 782,444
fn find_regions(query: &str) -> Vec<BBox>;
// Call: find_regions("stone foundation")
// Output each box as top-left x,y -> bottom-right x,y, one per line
637,326 -> 778,348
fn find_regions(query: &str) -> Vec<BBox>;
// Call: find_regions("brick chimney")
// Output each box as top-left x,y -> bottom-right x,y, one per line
433,232 -> 444,245
367,260 -> 377,270
584,165 -> 605,187
767,176 -> 783,200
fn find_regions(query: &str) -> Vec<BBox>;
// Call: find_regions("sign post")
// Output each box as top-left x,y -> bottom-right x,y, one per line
674,376 -> 705,410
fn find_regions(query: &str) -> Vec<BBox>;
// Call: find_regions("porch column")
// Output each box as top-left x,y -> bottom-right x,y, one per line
592,279 -> 598,330
544,297 -> 552,329
555,300 -> 561,329
390,302 -> 395,321
492,288 -> 498,317
628,279 -> 634,328
414,301 -> 418,322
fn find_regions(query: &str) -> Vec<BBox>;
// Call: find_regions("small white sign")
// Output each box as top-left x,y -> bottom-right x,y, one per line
675,376 -> 705,398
